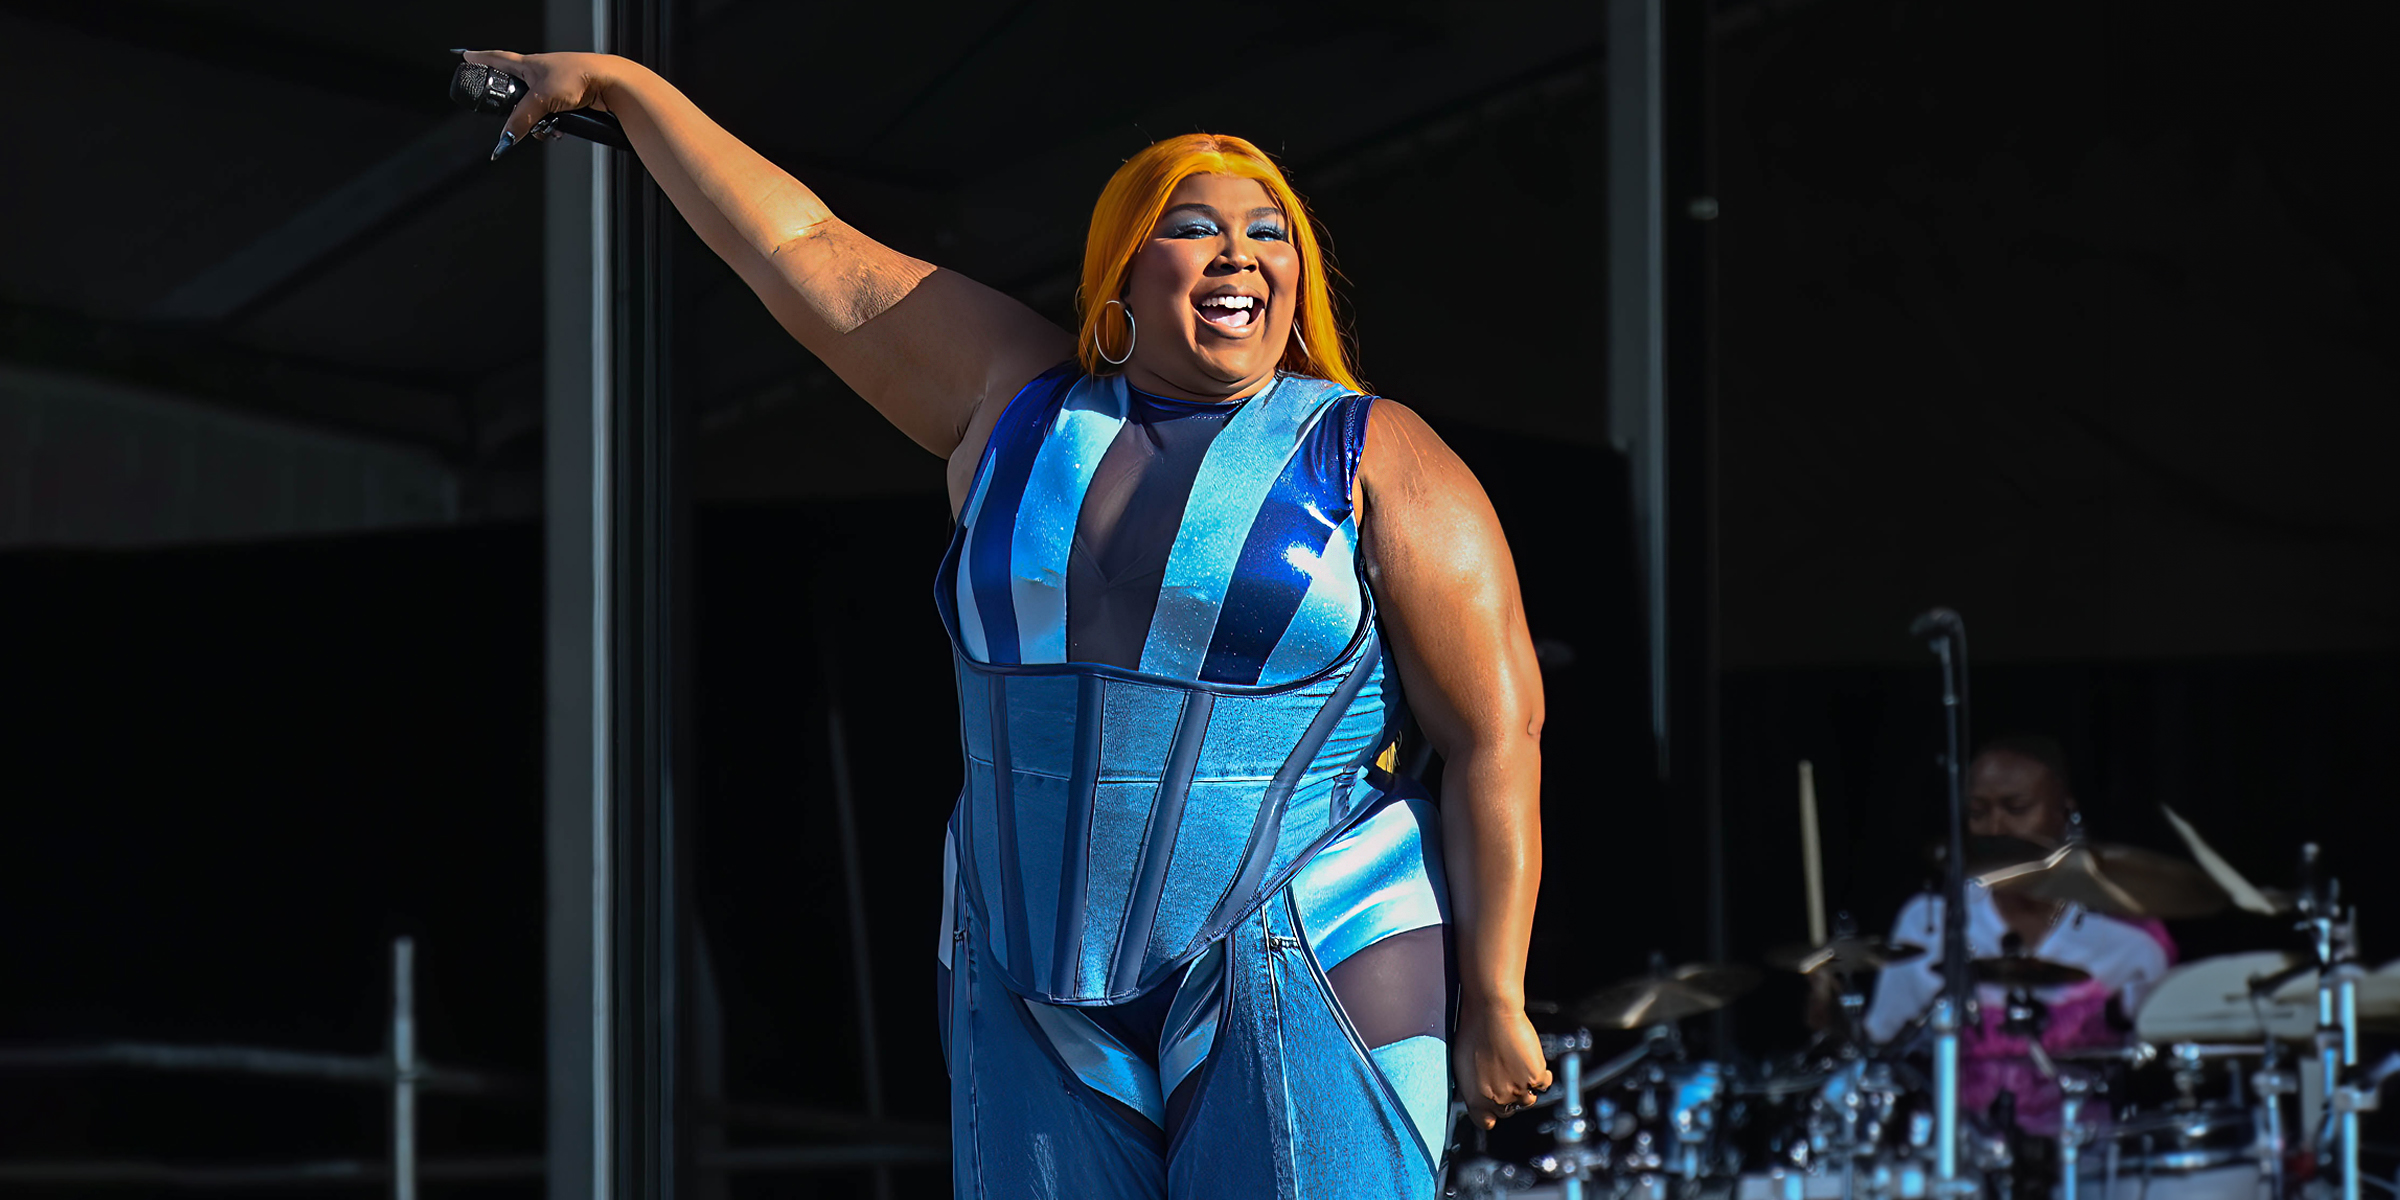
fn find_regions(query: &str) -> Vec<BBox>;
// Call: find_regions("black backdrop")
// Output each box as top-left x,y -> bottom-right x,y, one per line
10,446 -> 2395,1196
9,0 -> 2400,1194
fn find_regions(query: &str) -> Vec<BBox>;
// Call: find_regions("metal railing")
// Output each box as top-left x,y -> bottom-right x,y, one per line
0,936 -> 945,1192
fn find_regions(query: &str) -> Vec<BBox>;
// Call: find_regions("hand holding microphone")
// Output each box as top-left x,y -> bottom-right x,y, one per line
451,50 -> 630,159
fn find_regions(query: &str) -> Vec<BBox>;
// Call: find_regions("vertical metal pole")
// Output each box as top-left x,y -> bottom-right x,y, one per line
827,703 -> 893,1200
1915,610 -> 1972,1191
391,937 -> 417,1200
2059,1083 -> 2083,1200
1561,1048 -> 1586,1200
1607,0 -> 1667,777
544,3 -> 613,1199
2339,966 -> 2361,1200
1933,998 -> 1961,1182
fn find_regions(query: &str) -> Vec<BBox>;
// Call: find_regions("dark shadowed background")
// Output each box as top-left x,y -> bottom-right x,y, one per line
3,0 -> 2394,1195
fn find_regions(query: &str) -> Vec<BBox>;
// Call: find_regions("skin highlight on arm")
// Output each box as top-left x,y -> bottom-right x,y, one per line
1359,399 -> 1551,1126
461,50 -> 1069,508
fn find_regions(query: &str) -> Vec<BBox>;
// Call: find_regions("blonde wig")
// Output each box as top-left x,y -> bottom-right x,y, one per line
1075,134 -> 1363,392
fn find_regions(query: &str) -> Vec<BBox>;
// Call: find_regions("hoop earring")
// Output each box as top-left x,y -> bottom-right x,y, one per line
1292,326 -> 1310,364
1096,300 -> 1135,367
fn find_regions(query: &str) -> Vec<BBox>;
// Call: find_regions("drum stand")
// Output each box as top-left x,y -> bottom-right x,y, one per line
2293,849 -> 2371,1200
1541,1029 -> 1600,1200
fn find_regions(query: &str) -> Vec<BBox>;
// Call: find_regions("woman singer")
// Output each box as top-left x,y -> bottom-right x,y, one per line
461,49 -> 1553,1199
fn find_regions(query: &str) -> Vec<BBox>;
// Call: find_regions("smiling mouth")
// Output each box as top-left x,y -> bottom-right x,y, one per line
1195,293 -> 1263,331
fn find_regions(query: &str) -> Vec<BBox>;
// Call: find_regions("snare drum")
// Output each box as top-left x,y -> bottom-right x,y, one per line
2076,1105 -> 2266,1200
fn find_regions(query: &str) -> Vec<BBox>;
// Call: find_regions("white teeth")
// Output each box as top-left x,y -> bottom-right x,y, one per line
1199,295 -> 1255,309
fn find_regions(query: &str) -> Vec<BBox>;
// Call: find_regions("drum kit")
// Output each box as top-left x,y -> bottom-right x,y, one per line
1448,825 -> 2400,1200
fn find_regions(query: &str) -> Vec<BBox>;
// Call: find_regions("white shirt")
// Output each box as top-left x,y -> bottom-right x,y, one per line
1862,882 -> 2172,1044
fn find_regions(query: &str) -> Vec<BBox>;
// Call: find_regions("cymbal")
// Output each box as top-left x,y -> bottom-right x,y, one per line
1764,937 -> 1925,976
1970,956 -> 2092,987
1981,842 -> 2230,920
1575,962 -> 1762,1029
1929,835 -> 2055,877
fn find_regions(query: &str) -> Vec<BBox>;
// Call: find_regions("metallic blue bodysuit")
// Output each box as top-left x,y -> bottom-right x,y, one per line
934,364 -> 1450,1198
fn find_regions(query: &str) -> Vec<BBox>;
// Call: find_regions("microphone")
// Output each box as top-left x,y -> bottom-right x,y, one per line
449,62 -> 631,151
1909,607 -> 1963,642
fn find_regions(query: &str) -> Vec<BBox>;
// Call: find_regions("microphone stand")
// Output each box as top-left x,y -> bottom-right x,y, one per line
1911,608 -> 1974,1195
2294,844 -> 2371,1200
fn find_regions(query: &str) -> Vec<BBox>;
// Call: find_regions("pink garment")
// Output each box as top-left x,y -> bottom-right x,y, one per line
1962,918 -> 2178,1136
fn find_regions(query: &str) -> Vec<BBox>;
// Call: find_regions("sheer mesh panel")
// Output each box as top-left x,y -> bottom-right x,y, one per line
1326,925 -> 1448,1049
1064,395 -> 1237,669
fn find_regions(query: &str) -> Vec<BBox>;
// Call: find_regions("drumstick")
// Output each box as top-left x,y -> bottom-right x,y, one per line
1800,760 -> 1828,947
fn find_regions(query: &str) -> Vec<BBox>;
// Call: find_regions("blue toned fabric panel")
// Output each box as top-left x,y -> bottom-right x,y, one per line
1137,378 -> 1347,680
1006,771 -> 1071,990
1369,1035 -> 1452,1169
957,364 -> 1080,665
956,763 -> 1008,974
1019,997 -> 1167,1128
1146,658 -> 1391,977
939,827 -> 959,969
952,655 -> 994,765
1134,673 -> 1352,966
1253,516 -> 1366,687
1295,662 -> 1392,811
1188,667 -> 1351,780
1291,797 -> 1449,974
1143,776 -> 1263,973
1159,941 -> 1228,1100
946,457 -> 1001,663
1008,376 -> 1128,664
999,674 -> 1079,780
1074,681 -> 1183,997
1199,394 -> 1374,686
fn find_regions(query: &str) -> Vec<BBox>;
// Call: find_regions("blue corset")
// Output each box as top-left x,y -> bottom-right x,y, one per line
935,367 -> 1405,1003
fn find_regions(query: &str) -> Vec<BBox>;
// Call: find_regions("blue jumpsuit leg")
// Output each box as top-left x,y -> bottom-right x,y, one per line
941,795 -> 1449,1199
943,879 -> 1167,1200
1164,886 -> 1443,1199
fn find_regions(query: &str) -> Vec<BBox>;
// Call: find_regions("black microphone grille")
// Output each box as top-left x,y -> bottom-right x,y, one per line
449,64 -> 527,115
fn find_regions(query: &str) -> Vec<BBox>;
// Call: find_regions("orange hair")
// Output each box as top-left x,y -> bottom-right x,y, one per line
1076,134 -> 1364,393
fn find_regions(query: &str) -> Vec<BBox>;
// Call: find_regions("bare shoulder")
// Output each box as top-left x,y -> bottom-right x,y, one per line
1358,398 -> 1490,518
943,352 -> 1068,517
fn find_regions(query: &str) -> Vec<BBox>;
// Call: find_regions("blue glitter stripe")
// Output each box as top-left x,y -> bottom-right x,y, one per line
963,364 -> 1079,664
1255,515 -> 1365,686
947,420 -> 1005,662
1049,675 -> 1104,991
1008,376 -> 1126,664
1196,396 -> 1359,685
1107,689 -> 1215,995
988,673 -> 1033,975
1135,377 -> 1348,679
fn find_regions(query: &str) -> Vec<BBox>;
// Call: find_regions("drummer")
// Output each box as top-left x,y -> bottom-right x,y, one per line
1861,733 -> 2175,1136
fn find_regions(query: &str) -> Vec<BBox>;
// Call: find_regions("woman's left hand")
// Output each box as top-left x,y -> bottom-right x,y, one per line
1454,994 -> 1554,1128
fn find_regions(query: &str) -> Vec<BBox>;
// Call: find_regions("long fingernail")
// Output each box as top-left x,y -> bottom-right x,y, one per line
449,47 -> 468,53
489,131 -> 515,161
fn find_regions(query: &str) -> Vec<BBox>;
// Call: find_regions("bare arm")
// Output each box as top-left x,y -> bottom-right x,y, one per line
1358,400 -> 1550,1127
467,51 -> 1071,506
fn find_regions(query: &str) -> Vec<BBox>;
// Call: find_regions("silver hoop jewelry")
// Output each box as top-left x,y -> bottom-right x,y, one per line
1292,326 -> 1310,363
1097,299 -> 1136,367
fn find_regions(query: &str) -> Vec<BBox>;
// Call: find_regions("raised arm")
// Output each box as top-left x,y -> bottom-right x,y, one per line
464,51 -> 1072,507
1357,400 -> 1551,1128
